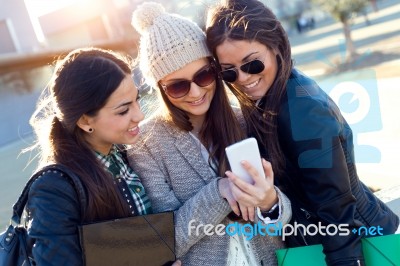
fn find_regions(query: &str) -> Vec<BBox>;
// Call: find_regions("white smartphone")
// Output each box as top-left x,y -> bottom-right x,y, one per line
225,137 -> 265,184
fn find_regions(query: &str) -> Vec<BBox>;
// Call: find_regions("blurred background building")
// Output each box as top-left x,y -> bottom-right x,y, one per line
1,0 -> 324,146
0,0 -> 137,145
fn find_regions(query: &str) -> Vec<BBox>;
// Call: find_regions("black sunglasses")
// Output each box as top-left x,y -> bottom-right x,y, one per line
220,59 -> 265,83
159,65 -> 217,99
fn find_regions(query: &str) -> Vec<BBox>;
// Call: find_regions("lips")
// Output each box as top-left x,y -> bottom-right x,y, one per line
243,79 -> 260,89
188,94 -> 206,105
128,126 -> 139,135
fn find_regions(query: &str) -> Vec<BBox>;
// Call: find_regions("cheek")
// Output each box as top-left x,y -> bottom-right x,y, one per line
208,84 -> 216,95
167,97 -> 180,107
264,60 -> 278,81
269,54 -> 279,76
103,117 -> 125,132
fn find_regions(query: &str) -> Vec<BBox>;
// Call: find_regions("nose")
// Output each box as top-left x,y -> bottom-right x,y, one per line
132,104 -> 145,123
187,82 -> 202,97
236,69 -> 250,83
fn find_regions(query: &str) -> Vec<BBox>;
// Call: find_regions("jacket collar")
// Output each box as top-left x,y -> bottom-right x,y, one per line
163,120 -> 217,182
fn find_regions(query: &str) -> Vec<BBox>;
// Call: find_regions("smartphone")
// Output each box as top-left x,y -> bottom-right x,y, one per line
225,137 -> 265,184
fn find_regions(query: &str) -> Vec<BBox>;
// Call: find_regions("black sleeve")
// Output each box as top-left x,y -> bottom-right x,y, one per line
27,171 -> 83,266
278,88 -> 364,265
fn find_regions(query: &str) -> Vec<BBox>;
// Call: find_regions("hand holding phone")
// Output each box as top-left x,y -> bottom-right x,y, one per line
225,138 -> 265,184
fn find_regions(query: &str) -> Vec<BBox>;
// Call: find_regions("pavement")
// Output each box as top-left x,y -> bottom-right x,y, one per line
290,0 -> 400,75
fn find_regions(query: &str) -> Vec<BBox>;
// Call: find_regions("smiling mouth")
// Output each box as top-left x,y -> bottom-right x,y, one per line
244,79 -> 260,89
188,94 -> 206,105
128,126 -> 138,132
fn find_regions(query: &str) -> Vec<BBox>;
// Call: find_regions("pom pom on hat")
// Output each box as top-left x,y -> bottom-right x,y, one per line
131,2 -> 211,87
131,2 -> 165,35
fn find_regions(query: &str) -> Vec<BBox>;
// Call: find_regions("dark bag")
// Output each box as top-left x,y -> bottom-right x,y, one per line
0,164 -> 86,266
79,212 -> 176,266
0,225 -> 33,266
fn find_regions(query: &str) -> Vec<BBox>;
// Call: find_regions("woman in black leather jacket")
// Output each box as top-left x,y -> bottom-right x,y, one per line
206,0 -> 399,265
26,47 -> 179,265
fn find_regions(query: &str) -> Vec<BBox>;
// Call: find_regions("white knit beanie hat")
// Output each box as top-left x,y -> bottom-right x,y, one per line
132,2 -> 211,86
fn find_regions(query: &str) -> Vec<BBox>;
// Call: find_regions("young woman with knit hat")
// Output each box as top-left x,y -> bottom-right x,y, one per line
128,2 -> 291,265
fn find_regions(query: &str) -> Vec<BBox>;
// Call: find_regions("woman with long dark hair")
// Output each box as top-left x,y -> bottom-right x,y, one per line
206,0 -> 399,265
27,47 -> 156,265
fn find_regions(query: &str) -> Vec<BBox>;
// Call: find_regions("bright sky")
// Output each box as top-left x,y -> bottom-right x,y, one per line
23,0 -> 79,44
22,0 -> 201,44
24,0 -> 78,17
25,0 -> 133,16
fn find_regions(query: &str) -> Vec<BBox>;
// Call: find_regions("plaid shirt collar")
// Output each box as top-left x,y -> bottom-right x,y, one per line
95,145 -> 152,215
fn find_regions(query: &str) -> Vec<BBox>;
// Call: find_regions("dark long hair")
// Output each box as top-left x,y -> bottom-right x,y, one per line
157,59 -> 245,176
205,0 -> 293,175
30,47 -> 133,222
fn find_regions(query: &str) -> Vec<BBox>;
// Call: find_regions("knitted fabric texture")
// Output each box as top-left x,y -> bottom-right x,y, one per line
131,2 -> 211,86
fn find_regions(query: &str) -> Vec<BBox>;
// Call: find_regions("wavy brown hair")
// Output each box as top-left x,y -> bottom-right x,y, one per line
30,47 -> 133,222
206,0 -> 293,176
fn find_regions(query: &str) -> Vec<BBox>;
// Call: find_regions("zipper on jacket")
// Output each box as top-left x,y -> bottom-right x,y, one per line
294,217 -> 309,245
300,208 -> 311,219
297,208 -> 312,245
299,230 -> 308,245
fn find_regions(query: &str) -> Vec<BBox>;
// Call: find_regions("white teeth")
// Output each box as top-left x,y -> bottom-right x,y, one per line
128,127 -> 137,132
191,95 -> 205,104
245,80 -> 259,89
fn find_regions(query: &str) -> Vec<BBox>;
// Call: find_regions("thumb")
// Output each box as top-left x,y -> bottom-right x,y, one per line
262,159 -> 274,184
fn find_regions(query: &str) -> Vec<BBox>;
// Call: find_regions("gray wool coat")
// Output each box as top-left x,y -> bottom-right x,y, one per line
128,113 -> 292,266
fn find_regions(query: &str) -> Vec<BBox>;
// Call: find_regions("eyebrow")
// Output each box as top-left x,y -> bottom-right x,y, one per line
220,52 -> 258,66
163,64 -> 209,83
111,101 -> 132,110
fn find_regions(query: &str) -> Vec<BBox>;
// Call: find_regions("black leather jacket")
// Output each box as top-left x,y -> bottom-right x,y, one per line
26,166 -> 138,265
26,170 -> 85,265
258,69 -> 399,266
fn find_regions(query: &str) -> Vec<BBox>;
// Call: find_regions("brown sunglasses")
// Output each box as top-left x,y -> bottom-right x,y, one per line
159,64 -> 217,98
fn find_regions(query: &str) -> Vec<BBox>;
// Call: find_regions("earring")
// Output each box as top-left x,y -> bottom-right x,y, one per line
88,128 -> 94,133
